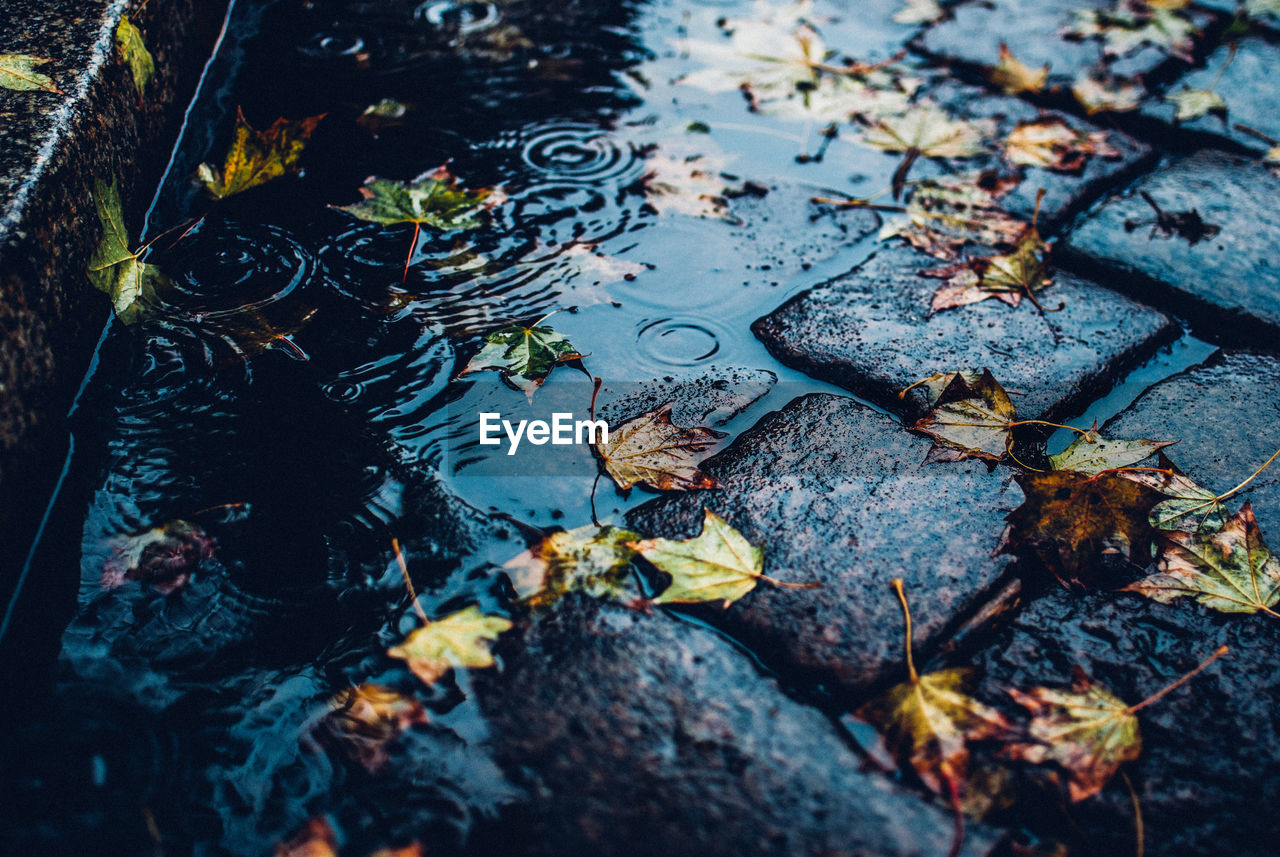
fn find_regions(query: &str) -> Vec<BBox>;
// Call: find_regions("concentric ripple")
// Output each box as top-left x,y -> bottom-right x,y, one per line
635,317 -> 724,369
414,0 -> 500,32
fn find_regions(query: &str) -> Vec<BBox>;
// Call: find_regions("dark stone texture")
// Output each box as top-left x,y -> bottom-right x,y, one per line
1062,149 -> 1280,340
0,0 -> 225,597
973,587 -> 1273,857
627,393 -> 1022,693
596,365 -> 776,427
1102,349 -> 1280,531
476,594 -> 1000,857
918,0 -> 1218,87
753,246 -> 1179,422
1139,35 -> 1280,153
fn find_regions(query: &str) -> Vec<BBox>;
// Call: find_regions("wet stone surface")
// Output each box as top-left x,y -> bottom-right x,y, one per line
475,594 -> 999,857
628,393 -> 1021,693
595,365 -> 777,427
1102,349 -> 1280,531
1062,149 -> 1280,339
1139,35 -> 1280,153
753,245 -> 1178,421
917,0 -> 1218,85
971,587 -> 1273,857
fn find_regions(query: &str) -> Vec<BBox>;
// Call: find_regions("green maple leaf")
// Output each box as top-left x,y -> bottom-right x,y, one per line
198,108 -> 325,199
0,53 -> 62,93
632,509 -> 816,607
387,606 -> 513,686
1166,87 -> 1226,122
458,320 -> 584,397
116,18 -> 155,96
1049,428 -> 1173,476
87,179 -> 169,323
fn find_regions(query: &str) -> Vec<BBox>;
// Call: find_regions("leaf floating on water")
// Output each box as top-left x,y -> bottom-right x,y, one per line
458,321 -> 584,398
1165,87 -> 1226,122
862,105 -> 993,159
640,152 -> 738,221
911,368 -> 1017,462
893,0 -> 945,25
876,171 -> 1025,260
595,402 -> 725,492
387,606 -> 513,687
632,509 -> 813,607
320,683 -> 428,773
1062,0 -> 1199,63
1124,503 -> 1280,615
357,98 -> 412,136
1071,73 -> 1143,115
101,519 -> 214,594
334,166 -> 501,230
115,18 -> 155,96
1004,116 -> 1121,173
0,53 -> 62,93
1048,427 -> 1173,476
198,108 -> 325,200
504,524 -> 640,608
1003,669 -> 1141,802
88,178 -> 170,323
985,44 -> 1050,95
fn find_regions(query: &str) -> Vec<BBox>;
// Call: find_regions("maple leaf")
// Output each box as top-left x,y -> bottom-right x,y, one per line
1048,426 -> 1173,476
319,683 -> 428,773
100,519 -> 215,594
640,152 -> 738,221
0,53 -> 62,93
926,222 -> 1056,313
757,72 -> 917,124
1116,453 -> 1227,534
503,524 -> 639,608
863,105 -> 994,195
911,368 -> 1017,462
985,44 -> 1050,95
1123,190 -> 1220,244
334,167 -> 504,280
457,319 -> 584,398
594,402 -> 725,492
197,108 -> 325,200
1063,0 -> 1199,63
387,606 -> 514,686
1165,87 -> 1226,122
275,817 -> 338,857
116,18 -> 154,96
631,508 -> 816,607
1003,470 -> 1162,586
88,178 -> 170,323
1124,503 -> 1280,616
893,0 -> 945,25
876,171 -> 1025,260
856,580 -> 1012,810
1004,116 -> 1122,173
1003,669 -> 1141,802
676,20 -> 828,102
1071,74 -> 1143,115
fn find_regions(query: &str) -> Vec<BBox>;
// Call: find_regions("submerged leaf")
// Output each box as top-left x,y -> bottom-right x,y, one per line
1071,74 -> 1143,115
911,368 -> 1017,462
503,525 -> 640,608
862,105 -> 993,159
1063,0 -> 1199,63
458,322 -> 584,397
1004,116 -> 1121,173
0,53 -> 61,93
319,684 -> 428,773
334,167 -> 502,230
676,20 -> 827,103
101,519 -> 215,594
985,44 -> 1049,95
893,0 -> 945,25
1049,428 -> 1173,476
387,606 -> 513,686
641,152 -> 739,221
88,178 -> 170,323
595,403 -> 725,492
1003,669 -> 1140,802
1125,503 -> 1280,615
1003,470 -> 1161,585
115,18 -> 155,95
631,508 -> 800,607
198,108 -> 325,199
878,171 -> 1025,260
1165,87 -> 1226,121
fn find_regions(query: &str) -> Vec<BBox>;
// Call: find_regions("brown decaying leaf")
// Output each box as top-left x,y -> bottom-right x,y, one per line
1004,116 -> 1121,173
985,44 -> 1049,95
595,403 -> 725,492
911,368 -> 1017,462
198,108 -> 325,200
275,817 -> 338,857
926,219 -> 1056,314
101,520 -> 215,594
1003,470 -> 1162,586
1071,74 -> 1143,115
877,170 -> 1025,260
319,683 -> 429,773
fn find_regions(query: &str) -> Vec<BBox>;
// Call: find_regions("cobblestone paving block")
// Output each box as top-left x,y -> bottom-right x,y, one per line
753,246 -> 1178,421
973,587 -> 1275,857
1061,149 -> 1280,338
1139,35 -> 1280,153
476,593 -> 1001,857
918,0 -> 1217,86
1102,349 -> 1280,531
627,393 -> 1021,693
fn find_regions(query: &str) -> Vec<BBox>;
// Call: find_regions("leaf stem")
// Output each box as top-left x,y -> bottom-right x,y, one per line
403,222 -> 420,283
392,537 -> 429,623
758,573 -> 823,590
1127,645 -> 1228,714
1008,419 -> 1090,436
1120,770 -> 1144,857
892,578 -> 918,683
1217,442 -> 1280,503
